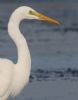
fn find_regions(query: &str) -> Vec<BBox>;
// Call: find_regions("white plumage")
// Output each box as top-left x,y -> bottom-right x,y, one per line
0,6 -> 61,100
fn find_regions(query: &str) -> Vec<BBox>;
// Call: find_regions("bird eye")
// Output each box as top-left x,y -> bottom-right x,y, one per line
29,10 -> 33,15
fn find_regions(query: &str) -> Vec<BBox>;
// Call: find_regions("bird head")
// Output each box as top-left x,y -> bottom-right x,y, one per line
15,6 -> 62,25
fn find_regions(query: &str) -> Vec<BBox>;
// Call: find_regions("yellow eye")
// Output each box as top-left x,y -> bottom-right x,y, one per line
29,10 -> 34,15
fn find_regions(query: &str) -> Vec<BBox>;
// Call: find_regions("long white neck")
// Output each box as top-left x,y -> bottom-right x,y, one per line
7,7 -> 32,96
8,9 -> 31,69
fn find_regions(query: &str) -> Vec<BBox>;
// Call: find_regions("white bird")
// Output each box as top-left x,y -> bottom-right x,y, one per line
0,6 -> 62,100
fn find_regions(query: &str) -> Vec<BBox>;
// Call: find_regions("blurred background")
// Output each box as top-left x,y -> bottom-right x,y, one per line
0,0 -> 78,100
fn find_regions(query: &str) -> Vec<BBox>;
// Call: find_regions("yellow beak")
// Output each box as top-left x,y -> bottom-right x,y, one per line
33,11 -> 63,25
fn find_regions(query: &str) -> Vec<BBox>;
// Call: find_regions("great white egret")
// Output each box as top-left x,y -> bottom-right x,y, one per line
0,6 -> 62,100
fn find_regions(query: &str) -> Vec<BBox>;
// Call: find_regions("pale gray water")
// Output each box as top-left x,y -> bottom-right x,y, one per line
0,1 -> 78,100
